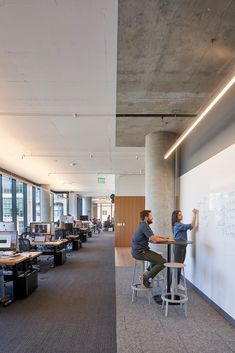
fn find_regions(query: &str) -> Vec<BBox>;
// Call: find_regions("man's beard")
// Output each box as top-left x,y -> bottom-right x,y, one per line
147,220 -> 152,224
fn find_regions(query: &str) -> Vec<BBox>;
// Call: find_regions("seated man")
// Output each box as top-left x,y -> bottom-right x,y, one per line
131,209 -> 172,288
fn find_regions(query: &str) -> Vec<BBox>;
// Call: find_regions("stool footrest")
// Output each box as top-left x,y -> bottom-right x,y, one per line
161,292 -> 188,304
131,283 -> 152,292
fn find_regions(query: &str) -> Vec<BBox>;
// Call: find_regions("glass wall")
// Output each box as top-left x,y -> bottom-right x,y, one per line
0,173 -> 41,233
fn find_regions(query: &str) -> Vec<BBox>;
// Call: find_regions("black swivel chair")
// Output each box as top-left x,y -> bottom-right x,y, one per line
18,238 -> 41,272
19,238 -> 31,252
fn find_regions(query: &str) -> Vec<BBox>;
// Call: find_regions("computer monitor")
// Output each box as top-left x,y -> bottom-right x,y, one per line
0,231 -> 18,251
60,215 -> 74,224
30,222 -> 51,235
0,222 -> 15,232
80,215 -> 89,221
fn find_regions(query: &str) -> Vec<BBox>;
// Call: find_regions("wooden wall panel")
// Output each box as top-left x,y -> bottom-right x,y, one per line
115,196 -> 145,247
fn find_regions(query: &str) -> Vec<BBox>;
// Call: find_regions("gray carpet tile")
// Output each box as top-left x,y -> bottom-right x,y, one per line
116,267 -> 235,353
0,233 -> 116,353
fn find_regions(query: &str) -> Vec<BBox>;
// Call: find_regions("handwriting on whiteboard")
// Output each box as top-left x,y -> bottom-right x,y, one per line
196,192 -> 235,238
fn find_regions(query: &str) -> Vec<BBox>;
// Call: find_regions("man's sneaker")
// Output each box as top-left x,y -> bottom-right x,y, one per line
177,283 -> 186,291
143,274 -> 152,288
0,296 -> 13,307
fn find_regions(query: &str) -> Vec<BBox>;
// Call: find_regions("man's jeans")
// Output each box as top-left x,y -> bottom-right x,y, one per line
133,250 -> 166,280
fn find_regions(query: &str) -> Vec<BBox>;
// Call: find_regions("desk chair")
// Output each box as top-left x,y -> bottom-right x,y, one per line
18,238 -> 41,272
19,238 -> 31,252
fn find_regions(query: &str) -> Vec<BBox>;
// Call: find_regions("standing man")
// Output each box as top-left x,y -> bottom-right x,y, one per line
131,210 -> 172,288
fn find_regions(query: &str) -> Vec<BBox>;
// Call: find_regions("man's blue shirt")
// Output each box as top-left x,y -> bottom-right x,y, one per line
173,222 -> 192,241
131,221 -> 153,256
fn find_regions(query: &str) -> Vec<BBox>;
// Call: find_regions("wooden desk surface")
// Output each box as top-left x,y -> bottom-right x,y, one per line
0,251 -> 42,265
31,239 -> 68,246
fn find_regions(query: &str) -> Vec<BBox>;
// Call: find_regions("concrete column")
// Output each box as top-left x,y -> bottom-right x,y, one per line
41,184 -> 51,222
68,193 -> 78,218
82,197 -> 92,219
145,131 -> 176,236
92,203 -> 98,219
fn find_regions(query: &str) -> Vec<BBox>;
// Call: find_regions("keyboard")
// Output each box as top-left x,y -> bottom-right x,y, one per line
0,251 -> 13,256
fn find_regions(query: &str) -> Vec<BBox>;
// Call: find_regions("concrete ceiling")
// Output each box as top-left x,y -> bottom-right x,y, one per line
116,0 -> 235,146
0,0 -> 235,195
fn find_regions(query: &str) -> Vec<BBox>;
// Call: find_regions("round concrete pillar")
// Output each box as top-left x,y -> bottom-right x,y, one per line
82,197 -> 92,219
41,184 -> 51,222
145,131 -> 176,236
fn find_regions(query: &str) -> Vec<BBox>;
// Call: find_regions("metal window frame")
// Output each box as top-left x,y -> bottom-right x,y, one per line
0,174 -> 2,221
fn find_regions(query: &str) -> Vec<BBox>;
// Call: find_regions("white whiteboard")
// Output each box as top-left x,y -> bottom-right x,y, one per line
180,143 -> 235,319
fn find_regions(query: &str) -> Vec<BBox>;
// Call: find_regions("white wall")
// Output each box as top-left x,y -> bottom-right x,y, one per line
115,175 -> 145,196
180,143 -> 235,320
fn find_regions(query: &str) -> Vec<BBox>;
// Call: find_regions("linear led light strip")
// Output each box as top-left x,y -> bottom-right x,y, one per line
164,76 -> 235,159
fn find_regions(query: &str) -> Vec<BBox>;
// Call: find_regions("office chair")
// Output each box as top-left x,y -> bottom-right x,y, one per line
55,229 -> 64,239
19,238 -> 31,252
18,238 -> 41,272
20,231 -> 31,239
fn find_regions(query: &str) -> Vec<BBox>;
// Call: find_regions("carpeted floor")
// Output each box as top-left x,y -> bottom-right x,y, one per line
116,266 -> 235,353
0,232 -> 116,353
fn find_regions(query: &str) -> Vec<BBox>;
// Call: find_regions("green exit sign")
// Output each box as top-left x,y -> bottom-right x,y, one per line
97,177 -> 105,184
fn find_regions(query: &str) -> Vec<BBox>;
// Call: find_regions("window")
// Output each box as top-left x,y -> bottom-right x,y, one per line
16,181 -> 25,234
2,176 -> 13,222
35,188 -> 41,222
54,193 -> 68,221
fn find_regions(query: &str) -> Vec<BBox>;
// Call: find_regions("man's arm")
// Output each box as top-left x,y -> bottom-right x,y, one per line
149,235 -> 174,243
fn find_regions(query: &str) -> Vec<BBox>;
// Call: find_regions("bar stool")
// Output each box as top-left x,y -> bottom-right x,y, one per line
131,260 -> 152,304
161,262 -> 188,317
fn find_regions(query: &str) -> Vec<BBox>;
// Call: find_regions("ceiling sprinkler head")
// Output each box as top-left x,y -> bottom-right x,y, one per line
90,154 -> 93,158
70,162 -> 77,167
73,113 -> 79,118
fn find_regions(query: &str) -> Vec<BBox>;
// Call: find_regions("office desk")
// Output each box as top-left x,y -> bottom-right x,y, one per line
66,235 -> 82,251
31,239 -> 68,266
0,252 -> 42,299
0,251 -> 42,266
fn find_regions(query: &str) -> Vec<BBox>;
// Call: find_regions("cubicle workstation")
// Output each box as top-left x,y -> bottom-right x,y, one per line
0,225 -> 42,300
29,222 -> 68,266
0,252 -> 42,299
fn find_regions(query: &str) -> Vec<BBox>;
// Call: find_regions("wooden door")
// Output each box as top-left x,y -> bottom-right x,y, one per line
114,196 -> 145,247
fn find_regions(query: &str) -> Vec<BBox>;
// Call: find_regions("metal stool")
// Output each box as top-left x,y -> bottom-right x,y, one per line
131,260 -> 152,304
161,262 -> 188,317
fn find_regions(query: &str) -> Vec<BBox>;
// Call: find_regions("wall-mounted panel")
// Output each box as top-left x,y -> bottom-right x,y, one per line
180,143 -> 235,320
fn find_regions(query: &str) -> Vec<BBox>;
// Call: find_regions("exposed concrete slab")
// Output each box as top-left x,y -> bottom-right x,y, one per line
116,0 -> 235,146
